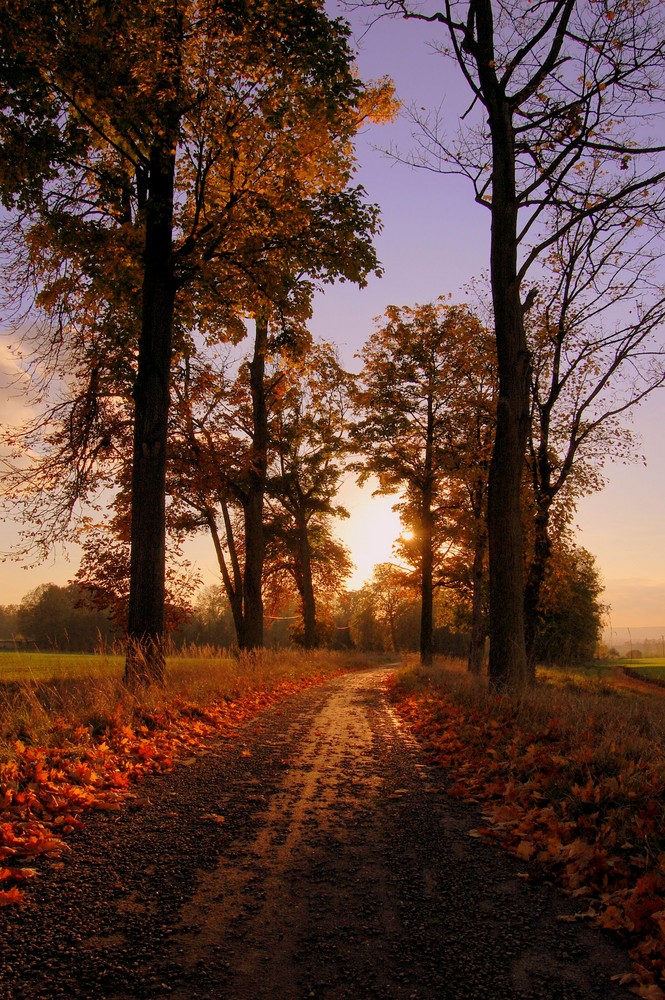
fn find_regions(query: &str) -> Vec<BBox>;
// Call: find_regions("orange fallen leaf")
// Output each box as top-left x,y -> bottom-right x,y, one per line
515,840 -> 536,861
0,886 -> 25,907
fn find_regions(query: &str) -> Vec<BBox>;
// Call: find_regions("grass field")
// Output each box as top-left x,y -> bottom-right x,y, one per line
0,647 -> 383,688
618,657 -> 665,682
0,652 -> 124,682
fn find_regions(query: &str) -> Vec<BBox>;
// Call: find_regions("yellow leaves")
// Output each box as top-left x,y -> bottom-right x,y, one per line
357,76 -> 399,127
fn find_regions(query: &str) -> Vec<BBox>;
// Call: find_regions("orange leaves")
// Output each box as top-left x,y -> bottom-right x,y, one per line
0,887 -> 25,907
388,677 -> 665,994
0,867 -> 38,881
1,671 -> 331,910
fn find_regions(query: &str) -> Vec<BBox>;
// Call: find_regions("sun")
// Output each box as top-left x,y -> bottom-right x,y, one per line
335,478 -> 405,589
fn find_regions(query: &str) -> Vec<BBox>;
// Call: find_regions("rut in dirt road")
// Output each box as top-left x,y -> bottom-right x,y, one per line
1,668 -> 633,1000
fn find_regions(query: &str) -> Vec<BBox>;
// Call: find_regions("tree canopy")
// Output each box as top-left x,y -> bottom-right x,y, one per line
353,298 -> 495,666
0,0 -> 395,680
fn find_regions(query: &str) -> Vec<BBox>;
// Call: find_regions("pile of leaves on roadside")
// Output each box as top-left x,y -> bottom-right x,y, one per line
0,675 -> 329,909
387,673 -> 665,1000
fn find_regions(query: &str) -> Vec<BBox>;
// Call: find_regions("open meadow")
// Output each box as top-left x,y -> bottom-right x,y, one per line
0,647 -> 381,751
620,658 -> 665,683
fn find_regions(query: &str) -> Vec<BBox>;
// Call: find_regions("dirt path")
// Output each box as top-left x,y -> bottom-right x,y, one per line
1,668 -> 634,1000
611,663 -> 665,697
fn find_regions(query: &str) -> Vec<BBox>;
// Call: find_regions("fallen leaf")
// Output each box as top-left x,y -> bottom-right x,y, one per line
0,887 -> 25,907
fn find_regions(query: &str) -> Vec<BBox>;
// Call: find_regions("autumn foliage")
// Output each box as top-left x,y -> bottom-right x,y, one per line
388,668 -> 665,998
0,670 -> 338,909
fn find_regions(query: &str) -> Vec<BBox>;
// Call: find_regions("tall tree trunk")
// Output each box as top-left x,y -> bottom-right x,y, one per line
420,394 -> 436,667
524,500 -> 552,675
420,502 -> 434,667
468,525 -> 487,676
482,36 -> 531,692
388,612 -> 399,655
241,315 -> 269,651
125,144 -> 176,687
205,506 -> 245,649
296,509 -> 318,648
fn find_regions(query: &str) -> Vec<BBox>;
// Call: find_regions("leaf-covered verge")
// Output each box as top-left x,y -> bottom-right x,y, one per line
388,660 -> 665,1000
0,648 -> 380,909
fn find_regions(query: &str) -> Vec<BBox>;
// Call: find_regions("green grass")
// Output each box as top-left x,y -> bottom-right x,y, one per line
537,660 -> 616,683
618,658 -> 665,682
0,652 -> 124,682
617,657 -> 665,667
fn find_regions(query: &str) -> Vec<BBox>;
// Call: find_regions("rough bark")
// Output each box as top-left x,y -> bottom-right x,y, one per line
467,526 -> 487,676
125,145 -> 176,687
241,316 -> 269,651
479,8 -> 531,691
296,509 -> 318,649
524,501 -> 553,676
420,397 -> 435,667
388,612 -> 399,655
206,505 -> 246,649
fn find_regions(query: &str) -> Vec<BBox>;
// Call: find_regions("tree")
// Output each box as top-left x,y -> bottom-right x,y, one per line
264,517 -> 353,647
0,0 -> 392,683
74,492 -> 199,635
175,586 -> 236,651
168,342 -> 271,650
464,250 -> 665,675
16,583 -> 117,652
524,262 -> 665,671
353,299 -> 493,666
266,342 -> 354,646
0,605 -> 20,642
359,562 -> 414,653
349,0 -> 665,689
534,542 -> 606,666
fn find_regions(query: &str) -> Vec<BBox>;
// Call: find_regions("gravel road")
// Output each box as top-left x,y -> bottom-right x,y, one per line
1,667 -> 634,1000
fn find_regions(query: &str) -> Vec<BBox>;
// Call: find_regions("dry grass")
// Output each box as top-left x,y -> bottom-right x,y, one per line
394,655 -> 665,769
0,647 -> 384,757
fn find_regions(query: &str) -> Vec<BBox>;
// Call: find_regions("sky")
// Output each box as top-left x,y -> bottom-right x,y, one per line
315,3 -> 665,634
0,3 -> 664,634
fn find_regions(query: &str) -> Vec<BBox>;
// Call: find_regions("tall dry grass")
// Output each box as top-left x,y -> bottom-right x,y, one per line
394,655 -> 665,768
0,647 -> 386,757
